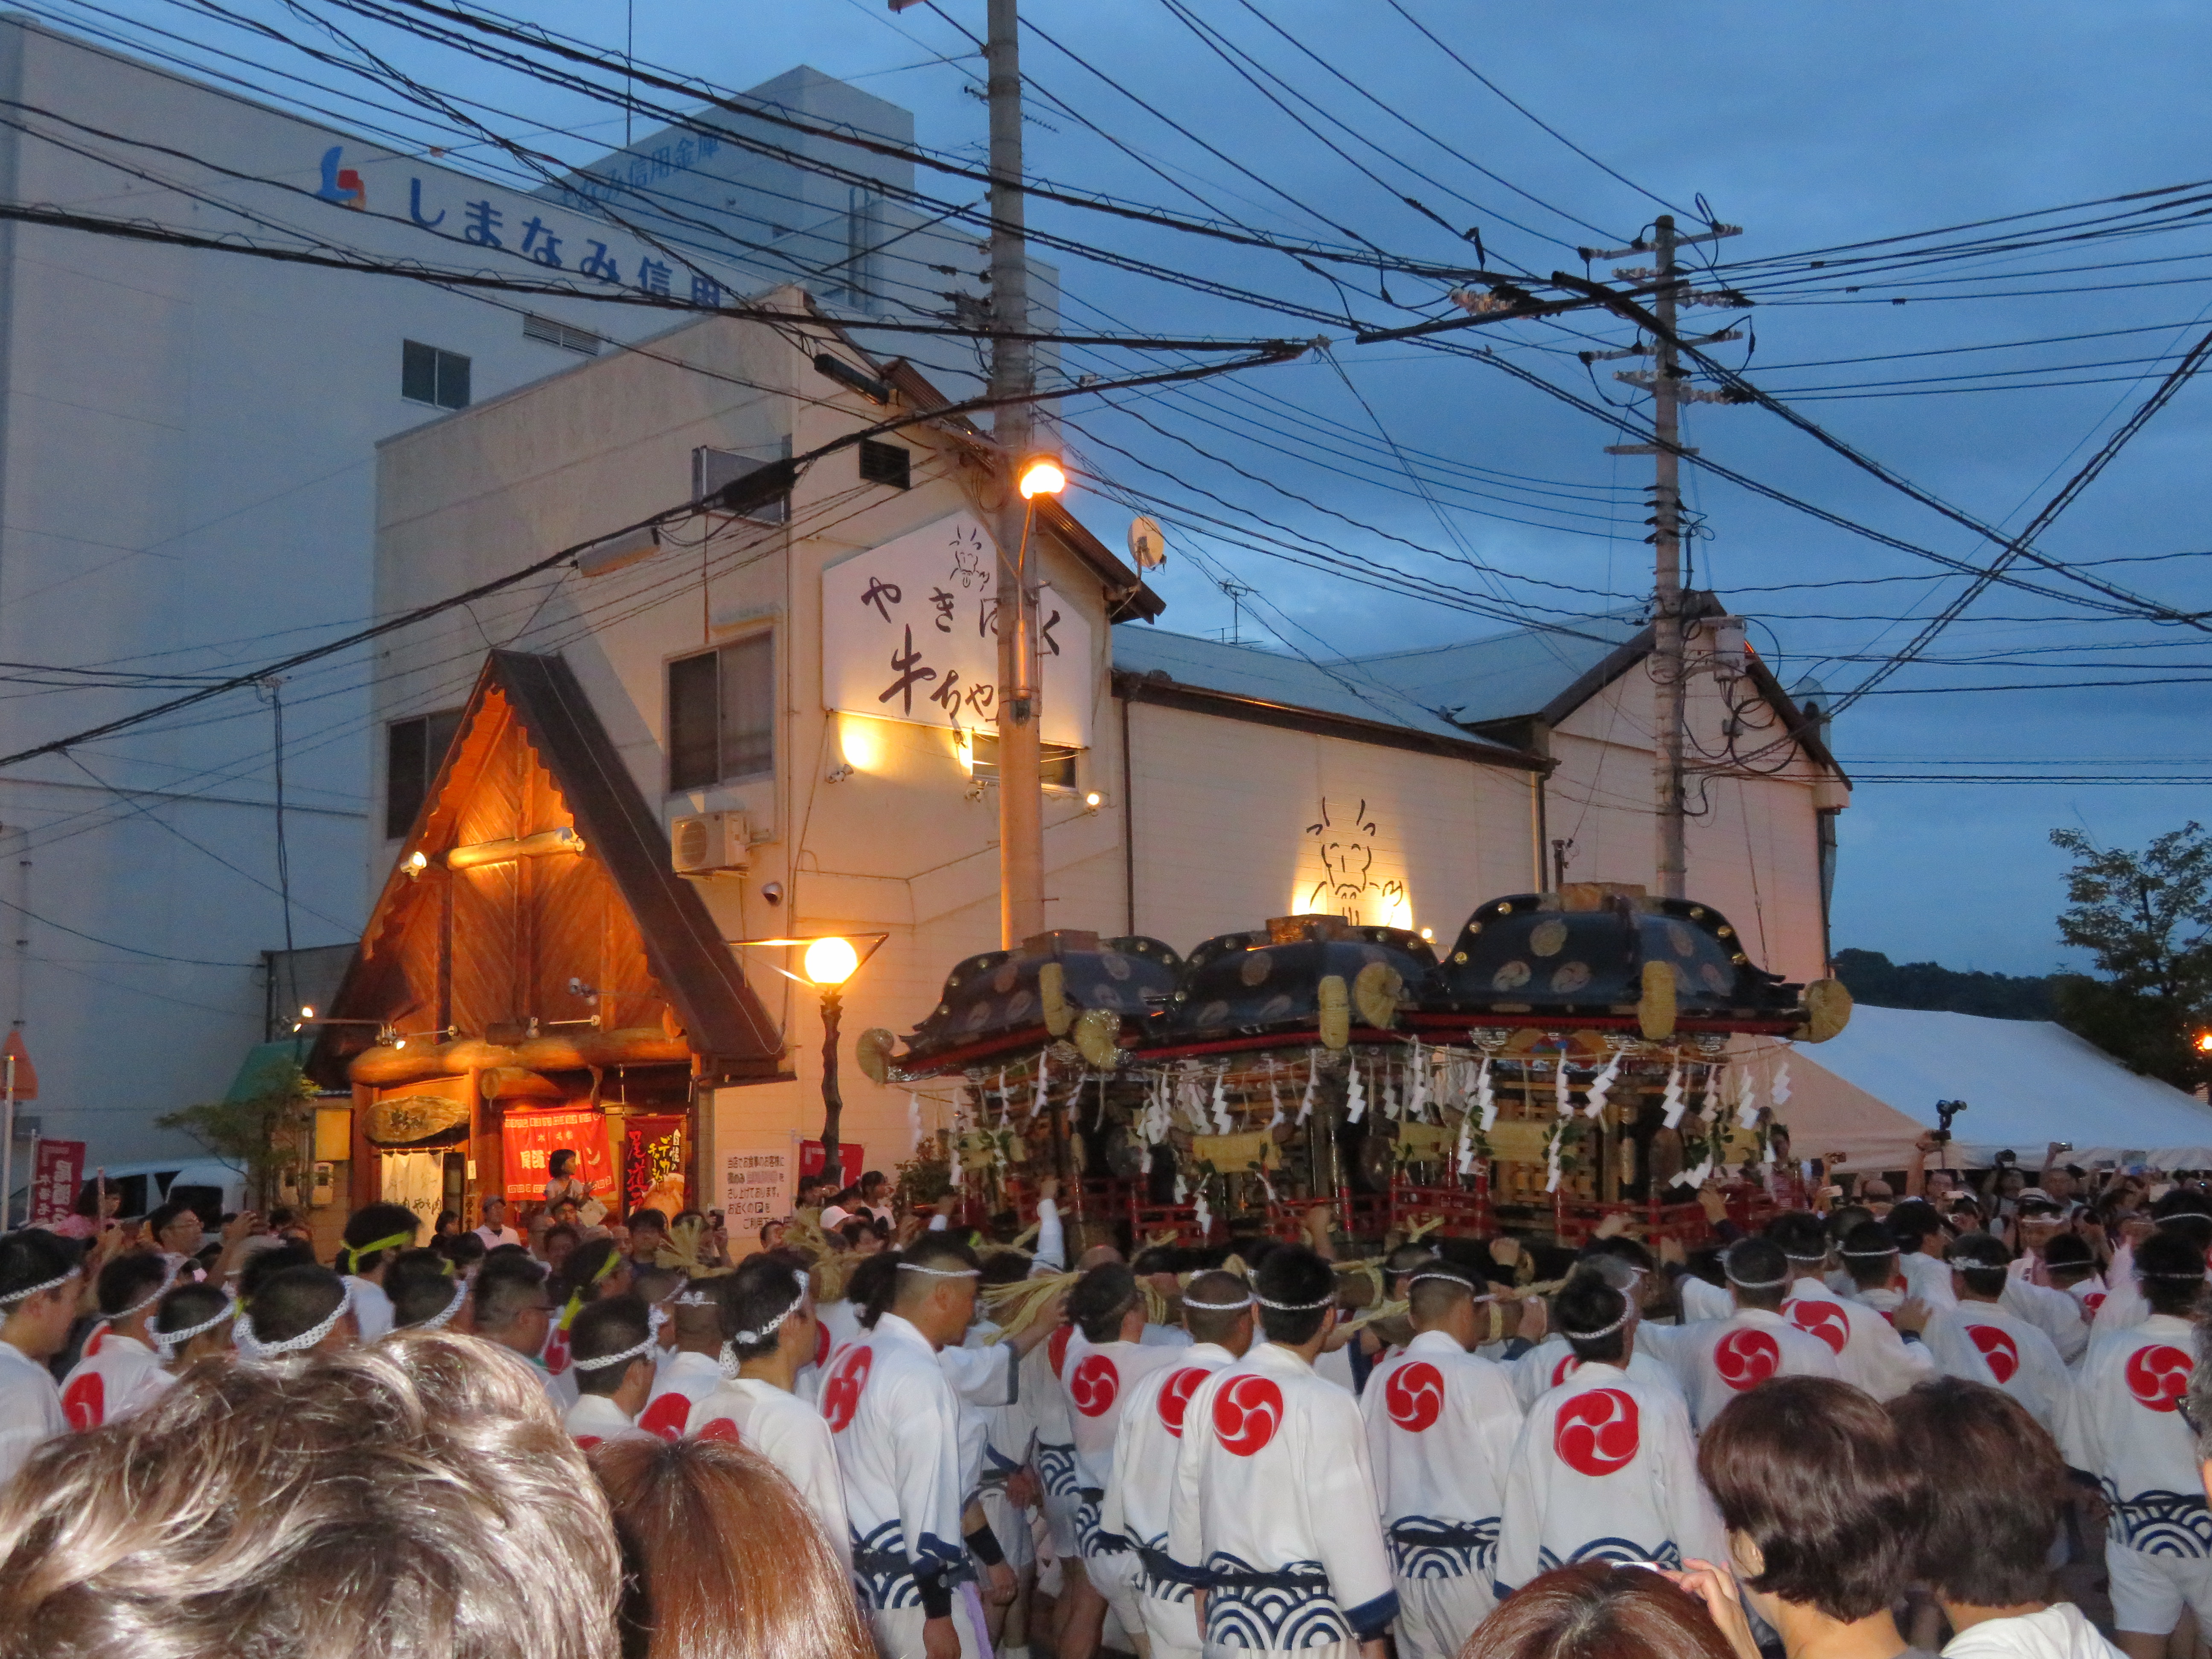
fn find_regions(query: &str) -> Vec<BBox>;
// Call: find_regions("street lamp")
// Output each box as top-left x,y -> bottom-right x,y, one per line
727,933 -> 888,1192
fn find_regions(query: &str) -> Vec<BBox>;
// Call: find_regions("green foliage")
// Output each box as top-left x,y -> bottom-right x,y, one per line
156,1061 -> 316,1210
1831,948 -> 2058,1021
2046,822 -> 2212,1088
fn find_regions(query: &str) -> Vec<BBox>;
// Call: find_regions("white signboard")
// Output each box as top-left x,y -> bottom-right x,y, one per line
720,1144 -> 794,1235
822,511 -> 1094,749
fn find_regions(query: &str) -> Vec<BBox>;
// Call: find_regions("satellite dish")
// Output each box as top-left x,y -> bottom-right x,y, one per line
1127,515 -> 1167,571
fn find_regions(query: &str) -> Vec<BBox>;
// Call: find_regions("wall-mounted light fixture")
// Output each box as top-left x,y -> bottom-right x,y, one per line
446,826 -> 585,871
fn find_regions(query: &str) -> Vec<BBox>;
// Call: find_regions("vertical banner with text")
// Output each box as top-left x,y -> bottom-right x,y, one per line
27,1140 -> 84,1226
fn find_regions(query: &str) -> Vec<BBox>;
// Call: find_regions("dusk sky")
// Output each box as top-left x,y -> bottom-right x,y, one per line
55,0 -> 2212,976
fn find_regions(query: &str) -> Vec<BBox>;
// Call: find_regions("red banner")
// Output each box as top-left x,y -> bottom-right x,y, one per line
624,1115 -> 688,1215
501,1109 -> 616,1205
800,1139 -> 864,1189
27,1139 -> 84,1225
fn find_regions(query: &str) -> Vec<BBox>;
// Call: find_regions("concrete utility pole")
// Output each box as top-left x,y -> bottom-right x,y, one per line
985,0 -> 1045,947
1593,214 -> 1741,900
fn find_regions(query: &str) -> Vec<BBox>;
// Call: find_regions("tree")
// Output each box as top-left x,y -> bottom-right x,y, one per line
157,1059 -> 317,1211
2048,823 -> 2212,1088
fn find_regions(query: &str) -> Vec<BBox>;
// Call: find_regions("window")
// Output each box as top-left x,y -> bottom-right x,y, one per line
967,734 -> 1078,791
693,445 -> 790,524
521,313 -> 601,356
858,439 -> 911,490
402,341 -> 471,410
669,634 -> 775,792
385,709 -> 464,839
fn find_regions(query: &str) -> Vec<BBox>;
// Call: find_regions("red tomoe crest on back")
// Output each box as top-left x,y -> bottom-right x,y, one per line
2082,1292 -> 2107,1315
1787,1300 -> 1850,1356
637,1391 -> 693,1442
814,1321 -> 832,1370
697,1416 -> 742,1444
1070,1353 -> 1120,1417
61,1371 -> 104,1431
1211,1374 -> 1284,1457
2128,1343 -> 2192,1413
1554,1387 -> 1640,1476
1048,1325 -> 1074,1379
1158,1367 -> 1209,1438
1713,1328 -> 1781,1390
543,1326 -> 572,1377
823,1345 -> 874,1432
1552,1354 -> 1580,1388
1385,1361 -> 1444,1432
1966,1324 -> 2020,1384
572,1435 -> 602,1449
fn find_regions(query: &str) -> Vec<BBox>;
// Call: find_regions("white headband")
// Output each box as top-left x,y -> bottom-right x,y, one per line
1560,1307 -> 1633,1341
1181,1289 -> 1256,1311
571,1334 -> 657,1372
1405,1271 -> 1477,1293
237,1280 -> 355,1360
672,1288 -> 718,1307
413,1277 -> 471,1333
897,1262 -> 980,1278
1256,1291 -> 1336,1312
1781,1252 -> 1830,1263
2162,1212 -> 2212,1224
153,1297 -> 238,1356
732,1272 -> 810,1346
0,1267 -> 79,1309
1839,1244 -> 1899,1259
1723,1252 -> 1789,1290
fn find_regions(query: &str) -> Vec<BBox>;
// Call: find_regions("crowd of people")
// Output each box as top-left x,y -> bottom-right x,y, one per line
0,1141 -> 2207,1659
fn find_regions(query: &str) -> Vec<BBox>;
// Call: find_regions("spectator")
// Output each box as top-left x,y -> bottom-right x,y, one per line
53,1179 -> 121,1241
474,1196 -> 522,1251
541,1222 -> 580,1277
1685,1376 -> 1931,1659
545,1149 -> 592,1213
591,1433 -> 873,1659
432,1209 -> 461,1241
0,1331 -> 621,1659
1889,1377 -> 2113,1659
1462,1562 -> 1738,1659
626,1209 -> 669,1266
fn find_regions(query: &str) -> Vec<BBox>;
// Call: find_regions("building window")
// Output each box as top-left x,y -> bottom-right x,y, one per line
385,709 -> 464,839
521,313 -> 601,356
402,341 -> 471,410
693,445 -> 790,524
669,634 -> 775,792
967,734 -> 1078,791
858,439 -> 911,490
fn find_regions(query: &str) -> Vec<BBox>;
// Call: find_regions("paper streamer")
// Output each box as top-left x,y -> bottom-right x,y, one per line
1660,1064 -> 1686,1130
1031,1052 -> 1049,1118
1297,1066 -> 1318,1125
1346,1063 -> 1368,1125
1211,1070 -> 1234,1135
1476,1056 -> 1497,1132
1771,1059 -> 1792,1107
1554,1056 -> 1574,1117
1267,1078 -> 1284,1129
1584,1051 -> 1622,1120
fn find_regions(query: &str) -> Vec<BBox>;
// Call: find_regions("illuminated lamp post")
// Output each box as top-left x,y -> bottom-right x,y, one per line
728,933 -> 888,1192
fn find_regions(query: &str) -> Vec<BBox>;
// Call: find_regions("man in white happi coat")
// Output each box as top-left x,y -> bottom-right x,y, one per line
1516,1251 -> 1684,1408
60,1252 -> 177,1429
826,1233 -> 993,1659
1885,1199 -> 1961,1311
2060,1231 -> 2212,1659
561,1295 -> 657,1449
1496,1271 -> 1724,1590
1103,1270 -> 1254,1659
1921,1232 -> 2072,1440
637,1278 -> 728,1438
1769,1212 -> 1933,1401
690,1254 -> 851,1569
2094,1203 -> 2212,1345
0,1230 -> 83,1484
1670,1237 -> 1839,1432
1167,1245 -> 1396,1659
1059,1260 -> 1192,1659
1362,1264 -> 1522,1659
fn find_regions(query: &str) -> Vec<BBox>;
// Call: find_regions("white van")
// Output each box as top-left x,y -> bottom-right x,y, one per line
81,1159 -> 250,1225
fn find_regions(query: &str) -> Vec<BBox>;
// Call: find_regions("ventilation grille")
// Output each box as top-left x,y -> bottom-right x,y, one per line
522,313 -> 602,356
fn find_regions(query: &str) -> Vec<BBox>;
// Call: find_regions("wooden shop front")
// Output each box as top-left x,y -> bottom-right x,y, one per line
307,651 -> 782,1222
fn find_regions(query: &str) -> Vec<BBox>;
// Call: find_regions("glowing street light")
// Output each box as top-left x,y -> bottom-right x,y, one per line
1018,456 -> 1066,499
803,936 -> 862,988
728,933 -> 888,1185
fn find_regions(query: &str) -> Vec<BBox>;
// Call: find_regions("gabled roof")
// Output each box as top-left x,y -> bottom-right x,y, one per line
311,651 -> 780,1081
1109,626 -> 1542,768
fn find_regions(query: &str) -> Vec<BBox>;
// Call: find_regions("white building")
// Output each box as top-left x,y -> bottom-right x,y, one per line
0,16 -> 1033,1172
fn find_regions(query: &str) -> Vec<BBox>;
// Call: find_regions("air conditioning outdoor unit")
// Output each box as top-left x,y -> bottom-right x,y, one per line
670,809 -> 751,876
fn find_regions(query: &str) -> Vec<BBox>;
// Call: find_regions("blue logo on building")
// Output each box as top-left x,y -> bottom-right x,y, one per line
315,146 -> 366,210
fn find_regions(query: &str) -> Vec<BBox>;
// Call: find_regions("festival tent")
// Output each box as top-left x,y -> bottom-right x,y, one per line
1776,1004 -> 2212,1174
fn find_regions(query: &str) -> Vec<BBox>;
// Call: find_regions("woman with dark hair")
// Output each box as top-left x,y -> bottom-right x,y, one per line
1462,1562 -> 1738,1659
592,1434 -> 872,1659
1889,1378 -> 2115,1659
53,1179 -> 121,1240
1680,1375 -> 1933,1659
544,1150 -> 592,1214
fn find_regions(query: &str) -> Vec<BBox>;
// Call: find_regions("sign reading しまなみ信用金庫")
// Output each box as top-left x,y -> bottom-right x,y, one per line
821,512 -> 1094,749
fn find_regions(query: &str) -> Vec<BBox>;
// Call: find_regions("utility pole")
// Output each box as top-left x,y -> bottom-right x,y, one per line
1592,214 -> 1742,900
985,0 -> 1045,947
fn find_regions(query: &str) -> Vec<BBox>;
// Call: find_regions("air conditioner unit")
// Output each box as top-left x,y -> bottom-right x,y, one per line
671,809 -> 751,875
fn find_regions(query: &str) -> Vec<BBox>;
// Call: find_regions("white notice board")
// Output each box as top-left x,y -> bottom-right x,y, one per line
821,511 -> 1094,749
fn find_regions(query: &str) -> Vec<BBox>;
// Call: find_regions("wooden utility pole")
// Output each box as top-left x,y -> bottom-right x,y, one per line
986,0 -> 1045,946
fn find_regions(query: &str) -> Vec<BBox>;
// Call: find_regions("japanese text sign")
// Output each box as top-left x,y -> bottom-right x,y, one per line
28,1140 -> 84,1226
821,512 -> 1094,748
501,1109 -> 617,1204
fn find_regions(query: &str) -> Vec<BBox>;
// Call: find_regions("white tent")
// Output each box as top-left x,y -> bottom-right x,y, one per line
1776,1004 -> 2212,1174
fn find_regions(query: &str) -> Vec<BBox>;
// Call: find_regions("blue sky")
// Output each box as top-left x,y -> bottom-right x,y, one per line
37,0 -> 2212,975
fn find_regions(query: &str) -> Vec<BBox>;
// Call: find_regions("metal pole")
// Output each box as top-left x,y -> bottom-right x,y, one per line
1650,215 -> 1688,901
987,0 -> 1045,947
2,1054 -> 14,1231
